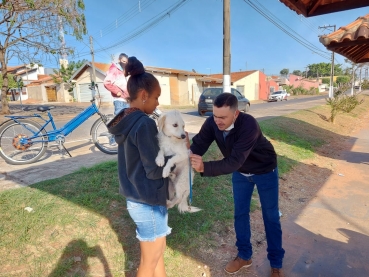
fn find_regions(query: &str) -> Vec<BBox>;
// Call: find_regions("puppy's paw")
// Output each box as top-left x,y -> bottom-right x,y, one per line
155,155 -> 165,167
162,165 -> 171,178
168,172 -> 177,182
166,199 -> 175,209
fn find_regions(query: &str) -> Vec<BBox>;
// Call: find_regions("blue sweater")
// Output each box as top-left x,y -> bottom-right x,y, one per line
108,110 -> 168,206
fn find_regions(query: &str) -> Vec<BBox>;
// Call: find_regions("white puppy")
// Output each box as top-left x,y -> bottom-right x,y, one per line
155,110 -> 201,213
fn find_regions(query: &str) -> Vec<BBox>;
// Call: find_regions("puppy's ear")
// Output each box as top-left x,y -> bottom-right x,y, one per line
157,114 -> 166,132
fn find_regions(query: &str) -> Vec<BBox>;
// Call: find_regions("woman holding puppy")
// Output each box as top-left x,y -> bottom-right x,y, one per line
108,57 -> 170,277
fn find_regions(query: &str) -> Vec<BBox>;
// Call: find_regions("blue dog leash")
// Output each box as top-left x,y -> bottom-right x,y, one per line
188,157 -> 192,206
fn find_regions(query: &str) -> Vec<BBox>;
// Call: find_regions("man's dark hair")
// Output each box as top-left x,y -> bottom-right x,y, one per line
118,53 -> 128,60
214,93 -> 238,111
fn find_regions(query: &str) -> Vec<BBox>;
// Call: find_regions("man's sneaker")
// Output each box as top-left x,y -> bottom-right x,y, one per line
271,267 -> 285,277
224,256 -> 252,274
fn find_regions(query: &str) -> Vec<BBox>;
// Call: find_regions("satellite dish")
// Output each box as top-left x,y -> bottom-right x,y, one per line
192,69 -> 196,73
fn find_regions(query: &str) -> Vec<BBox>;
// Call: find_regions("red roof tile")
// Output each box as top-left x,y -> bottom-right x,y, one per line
210,70 -> 257,83
319,14 -> 369,63
280,0 -> 369,17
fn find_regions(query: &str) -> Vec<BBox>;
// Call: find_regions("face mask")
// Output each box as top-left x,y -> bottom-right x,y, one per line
119,62 -> 125,70
224,111 -> 237,131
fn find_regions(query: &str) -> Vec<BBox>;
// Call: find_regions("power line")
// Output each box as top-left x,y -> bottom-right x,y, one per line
244,0 -> 331,60
78,0 -> 190,57
250,0 -> 330,56
89,0 -> 157,39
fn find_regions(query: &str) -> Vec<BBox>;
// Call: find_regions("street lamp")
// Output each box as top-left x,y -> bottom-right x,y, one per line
13,75 -> 23,109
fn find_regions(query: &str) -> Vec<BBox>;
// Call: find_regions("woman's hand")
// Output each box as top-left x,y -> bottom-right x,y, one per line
190,154 -> 204,173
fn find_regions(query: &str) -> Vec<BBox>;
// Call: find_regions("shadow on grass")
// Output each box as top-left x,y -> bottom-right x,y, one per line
0,113 -> 366,276
49,239 -> 112,277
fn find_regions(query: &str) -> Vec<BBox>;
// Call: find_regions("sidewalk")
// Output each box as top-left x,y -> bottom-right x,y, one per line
251,118 -> 369,276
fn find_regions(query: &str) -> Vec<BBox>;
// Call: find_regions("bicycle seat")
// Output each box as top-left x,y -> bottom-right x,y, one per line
37,106 -> 56,112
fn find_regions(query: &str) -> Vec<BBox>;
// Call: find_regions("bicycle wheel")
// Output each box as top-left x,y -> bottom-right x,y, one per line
0,119 -> 48,165
91,116 -> 117,155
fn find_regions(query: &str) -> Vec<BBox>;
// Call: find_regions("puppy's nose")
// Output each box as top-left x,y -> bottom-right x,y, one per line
181,134 -> 186,139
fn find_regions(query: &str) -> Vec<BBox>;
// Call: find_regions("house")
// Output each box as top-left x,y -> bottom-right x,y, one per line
4,64 -> 59,102
288,74 -> 323,92
69,62 -> 207,106
26,75 -> 70,103
198,70 -> 279,101
7,64 -> 54,86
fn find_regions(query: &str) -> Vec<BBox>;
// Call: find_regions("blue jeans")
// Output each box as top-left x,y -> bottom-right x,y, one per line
232,168 -> 285,268
113,100 -> 129,115
126,200 -> 172,242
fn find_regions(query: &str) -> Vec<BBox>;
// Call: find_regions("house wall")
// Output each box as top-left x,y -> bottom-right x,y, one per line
27,85 -> 47,102
187,77 -> 202,105
258,72 -> 279,100
152,73 -> 171,106
289,74 -> 320,90
56,84 -> 70,102
178,75 -> 189,105
233,71 -> 259,101
71,64 -> 203,106
74,68 -> 106,102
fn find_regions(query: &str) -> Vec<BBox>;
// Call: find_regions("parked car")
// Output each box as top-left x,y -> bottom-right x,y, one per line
198,87 -> 250,116
268,90 -> 288,102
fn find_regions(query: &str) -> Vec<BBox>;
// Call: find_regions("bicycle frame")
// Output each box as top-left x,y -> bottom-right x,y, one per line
4,101 -> 102,145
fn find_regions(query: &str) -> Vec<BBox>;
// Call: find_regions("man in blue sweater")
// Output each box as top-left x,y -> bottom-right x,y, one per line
190,93 -> 285,277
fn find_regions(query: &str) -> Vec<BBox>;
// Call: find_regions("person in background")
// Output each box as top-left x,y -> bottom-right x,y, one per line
189,93 -> 285,277
104,53 -> 129,115
107,56 -> 170,277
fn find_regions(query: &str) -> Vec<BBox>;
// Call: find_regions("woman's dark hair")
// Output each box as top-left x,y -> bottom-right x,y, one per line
214,93 -> 238,111
124,56 -> 159,101
118,53 -> 128,60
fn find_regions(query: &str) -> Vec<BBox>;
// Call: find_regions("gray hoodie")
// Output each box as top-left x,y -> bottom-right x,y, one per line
108,109 -> 168,206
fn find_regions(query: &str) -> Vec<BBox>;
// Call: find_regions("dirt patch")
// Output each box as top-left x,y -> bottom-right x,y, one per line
190,103 -> 369,276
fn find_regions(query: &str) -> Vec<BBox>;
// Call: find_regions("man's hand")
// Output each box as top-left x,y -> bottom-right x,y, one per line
190,154 -> 204,173
116,92 -> 121,97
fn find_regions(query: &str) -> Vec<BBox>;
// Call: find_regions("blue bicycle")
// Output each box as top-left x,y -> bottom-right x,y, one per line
0,95 -> 117,165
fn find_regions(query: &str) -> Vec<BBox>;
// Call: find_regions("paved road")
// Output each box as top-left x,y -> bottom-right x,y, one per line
0,94 -> 336,190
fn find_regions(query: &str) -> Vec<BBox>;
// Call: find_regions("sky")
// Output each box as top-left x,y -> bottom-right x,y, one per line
9,0 -> 369,75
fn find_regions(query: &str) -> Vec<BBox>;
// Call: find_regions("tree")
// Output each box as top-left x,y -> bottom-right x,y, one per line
0,0 -> 87,114
306,62 -> 343,78
292,70 -> 302,76
0,73 -> 17,90
280,68 -> 289,76
51,59 -> 87,92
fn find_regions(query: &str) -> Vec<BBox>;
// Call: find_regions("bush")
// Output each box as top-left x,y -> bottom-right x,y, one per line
321,77 -> 330,85
361,80 -> 369,90
308,87 -> 319,95
336,76 -> 350,85
326,85 -> 364,123
282,85 -> 293,94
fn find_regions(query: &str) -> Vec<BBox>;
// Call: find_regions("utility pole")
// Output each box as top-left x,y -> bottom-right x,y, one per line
223,0 -> 231,93
319,25 -> 336,98
89,36 -> 97,88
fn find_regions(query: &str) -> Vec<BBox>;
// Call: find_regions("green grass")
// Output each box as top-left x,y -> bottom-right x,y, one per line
1,100 -> 368,276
